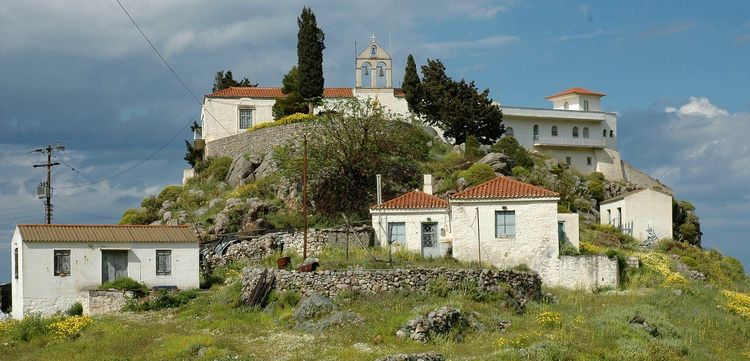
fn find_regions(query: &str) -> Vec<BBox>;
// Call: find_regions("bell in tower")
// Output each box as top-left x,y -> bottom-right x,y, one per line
355,34 -> 392,89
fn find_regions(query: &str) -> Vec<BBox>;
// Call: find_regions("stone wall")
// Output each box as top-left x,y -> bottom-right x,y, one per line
532,255 -> 619,290
204,123 -> 306,159
259,267 -> 541,302
83,290 -> 133,316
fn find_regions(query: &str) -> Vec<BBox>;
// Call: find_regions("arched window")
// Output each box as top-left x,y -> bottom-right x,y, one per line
564,102 -> 569,110
603,129 -> 607,137
583,127 -> 589,138
583,100 -> 590,111
375,61 -> 388,88
505,127 -> 514,137
371,45 -> 377,55
610,130 -> 614,137
572,127 -> 579,138
360,62 -> 373,87
533,124 -> 539,139
551,126 -> 558,137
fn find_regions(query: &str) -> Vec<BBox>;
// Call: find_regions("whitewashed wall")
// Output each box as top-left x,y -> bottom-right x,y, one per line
451,198 -> 560,267
534,255 -> 619,289
557,213 -> 580,250
600,189 -> 673,241
201,98 -> 276,142
371,209 -> 450,255
11,235 -> 199,318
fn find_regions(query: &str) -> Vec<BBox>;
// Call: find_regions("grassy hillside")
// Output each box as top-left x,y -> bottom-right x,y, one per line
2,240 -> 749,361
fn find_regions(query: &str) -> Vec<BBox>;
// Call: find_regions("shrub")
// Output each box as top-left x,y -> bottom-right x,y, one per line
491,136 -> 534,168
119,208 -> 156,225
464,135 -> 484,159
458,163 -> 495,186
662,272 -> 689,288
511,263 -> 532,272
6,313 -> 50,342
678,223 -> 699,244
511,165 -> 529,177
587,179 -> 605,203
427,276 -> 451,297
158,185 -> 184,204
65,302 -> 83,316
99,277 -> 148,293
125,290 -> 199,312
247,112 -> 315,132
203,157 -> 232,181
720,290 -> 750,320
572,197 -> 592,212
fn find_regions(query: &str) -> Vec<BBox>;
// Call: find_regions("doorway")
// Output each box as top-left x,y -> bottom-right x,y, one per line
421,222 -> 440,258
101,250 -> 128,283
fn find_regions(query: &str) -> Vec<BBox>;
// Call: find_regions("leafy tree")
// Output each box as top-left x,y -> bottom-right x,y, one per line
490,136 -> 534,168
457,163 -> 495,186
212,70 -> 257,92
402,54 -> 421,113
184,122 -> 204,167
273,66 -> 308,118
277,99 -> 429,218
296,7 -> 325,110
418,59 -> 504,145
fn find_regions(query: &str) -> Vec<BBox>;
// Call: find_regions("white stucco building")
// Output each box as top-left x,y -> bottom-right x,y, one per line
370,175 -> 450,258
599,188 -> 673,243
10,224 -> 200,318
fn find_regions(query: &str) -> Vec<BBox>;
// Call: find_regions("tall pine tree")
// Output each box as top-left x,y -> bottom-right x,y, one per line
212,70 -> 257,92
419,59 -> 504,145
296,7 -> 325,111
402,54 -> 421,113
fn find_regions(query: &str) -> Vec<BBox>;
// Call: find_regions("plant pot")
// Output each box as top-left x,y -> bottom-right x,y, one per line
277,257 -> 291,269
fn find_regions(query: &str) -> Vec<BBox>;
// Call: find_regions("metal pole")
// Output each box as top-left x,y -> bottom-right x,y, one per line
302,133 -> 309,260
45,146 -> 52,224
476,207 -> 481,265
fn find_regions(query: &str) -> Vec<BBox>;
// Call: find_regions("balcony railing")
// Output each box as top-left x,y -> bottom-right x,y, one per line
533,135 -> 605,148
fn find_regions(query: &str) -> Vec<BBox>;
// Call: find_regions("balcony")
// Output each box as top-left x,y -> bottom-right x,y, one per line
533,135 -> 605,148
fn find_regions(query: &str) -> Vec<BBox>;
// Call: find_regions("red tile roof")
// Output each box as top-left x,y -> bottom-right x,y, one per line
450,176 -> 559,200
393,88 -> 406,97
371,191 -> 449,210
545,87 -> 606,99
207,87 -> 353,98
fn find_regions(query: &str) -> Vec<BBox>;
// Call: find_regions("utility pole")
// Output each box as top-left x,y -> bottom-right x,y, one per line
302,133 -> 309,260
32,143 -> 64,224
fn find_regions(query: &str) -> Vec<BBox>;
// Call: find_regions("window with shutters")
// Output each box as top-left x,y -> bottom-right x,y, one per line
495,211 -> 516,238
54,250 -> 70,276
156,250 -> 172,276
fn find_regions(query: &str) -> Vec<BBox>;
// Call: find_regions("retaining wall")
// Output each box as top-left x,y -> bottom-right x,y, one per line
204,123 -> 306,159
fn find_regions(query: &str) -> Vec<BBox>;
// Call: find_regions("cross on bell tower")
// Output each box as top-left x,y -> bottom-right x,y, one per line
355,34 -> 392,89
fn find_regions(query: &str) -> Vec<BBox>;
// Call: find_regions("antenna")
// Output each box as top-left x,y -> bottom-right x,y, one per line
31,143 -> 65,224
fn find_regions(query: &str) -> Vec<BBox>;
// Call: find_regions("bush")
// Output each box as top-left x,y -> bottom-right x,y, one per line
464,135 -> 484,159
249,112 -> 315,132
203,157 -> 232,181
458,163 -> 495,186
512,165 -> 529,177
158,185 -> 184,204
99,277 -> 148,293
677,223 -> 699,244
65,302 -> 83,316
7,313 -> 50,342
119,208 -> 156,225
125,290 -> 198,312
491,136 -> 534,168
572,197 -> 592,212
427,276 -> 451,297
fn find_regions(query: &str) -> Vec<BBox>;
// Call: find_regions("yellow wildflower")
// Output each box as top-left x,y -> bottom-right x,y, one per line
536,311 -> 562,327
721,290 -> 750,320
48,315 -> 94,340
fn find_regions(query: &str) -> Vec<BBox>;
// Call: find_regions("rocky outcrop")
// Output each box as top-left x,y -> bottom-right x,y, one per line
290,293 -> 364,332
226,150 -> 279,187
477,152 -> 512,175
396,306 -> 471,343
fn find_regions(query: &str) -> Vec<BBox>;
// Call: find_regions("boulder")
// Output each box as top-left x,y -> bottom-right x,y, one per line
396,306 -> 470,343
292,293 -> 337,323
208,198 -> 223,209
162,211 -> 173,222
456,178 -> 468,192
253,151 -> 278,180
477,152 -> 512,175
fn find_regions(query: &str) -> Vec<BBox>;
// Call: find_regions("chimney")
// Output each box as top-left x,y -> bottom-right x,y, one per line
423,174 -> 433,195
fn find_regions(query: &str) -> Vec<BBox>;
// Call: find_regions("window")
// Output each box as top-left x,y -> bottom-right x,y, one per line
14,248 -> 19,279
156,250 -> 172,275
239,108 -> 253,129
610,130 -> 614,137
616,207 -> 622,228
54,250 -> 70,276
587,157 -> 592,165
495,211 -> 516,237
371,45 -> 377,55
551,126 -> 558,137
505,127 -> 514,137
603,129 -> 607,137
584,100 -> 590,111
533,125 -> 539,140
583,127 -> 589,138
565,156 -> 571,165
387,222 -> 406,245
564,101 -> 569,110
607,209 -> 612,224
572,127 -> 579,138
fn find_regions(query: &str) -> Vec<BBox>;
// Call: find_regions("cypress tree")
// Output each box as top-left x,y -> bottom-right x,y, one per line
296,6 -> 325,111
402,54 -> 421,113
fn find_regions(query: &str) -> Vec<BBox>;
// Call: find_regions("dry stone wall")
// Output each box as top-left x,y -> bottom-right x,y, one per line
204,123 -> 306,159
251,267 -> 542,302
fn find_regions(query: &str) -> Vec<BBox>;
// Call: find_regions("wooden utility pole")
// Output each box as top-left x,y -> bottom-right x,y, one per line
302,133 -> 309,260
32,143 -> 64,224
476,207 -> 482,265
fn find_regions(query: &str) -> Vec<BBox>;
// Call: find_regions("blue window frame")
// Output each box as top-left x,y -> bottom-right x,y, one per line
495,211 -> 516,237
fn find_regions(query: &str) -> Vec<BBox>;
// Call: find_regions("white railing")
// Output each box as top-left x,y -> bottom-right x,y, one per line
534,136 -> 605,148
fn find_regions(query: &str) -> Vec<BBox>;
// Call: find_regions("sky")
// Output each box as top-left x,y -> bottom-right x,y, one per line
1,0 -> 749,283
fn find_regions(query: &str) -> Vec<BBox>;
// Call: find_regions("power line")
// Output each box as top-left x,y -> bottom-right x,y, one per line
31,144 -> 65,224
113,0 -> 231,135
52,153 -> 97,183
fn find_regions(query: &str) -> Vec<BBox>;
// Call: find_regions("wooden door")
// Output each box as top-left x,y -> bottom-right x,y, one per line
102,250 -> 128,283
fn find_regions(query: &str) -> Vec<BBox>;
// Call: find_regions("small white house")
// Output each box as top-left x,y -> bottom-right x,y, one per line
370,176 -> 450,257
10,224 -> 200,318
600,188 -> 673,243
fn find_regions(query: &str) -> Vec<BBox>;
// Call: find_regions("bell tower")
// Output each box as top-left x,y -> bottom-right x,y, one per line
355,35 -> 392,89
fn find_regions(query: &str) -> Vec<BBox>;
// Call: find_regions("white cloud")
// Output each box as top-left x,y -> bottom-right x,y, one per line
638,21 -> 695,38
555,29 -> 607,41
422,34 -> 519,55
664,96 -> 729,117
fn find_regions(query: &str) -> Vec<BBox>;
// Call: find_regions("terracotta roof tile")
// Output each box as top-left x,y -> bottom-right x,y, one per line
371,191 -> 449,210
207,87 -> 353,98
545,87 -> 606,99
17,224 -> 199,243
450,176 -> 559,200
393,88 -> 406,97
